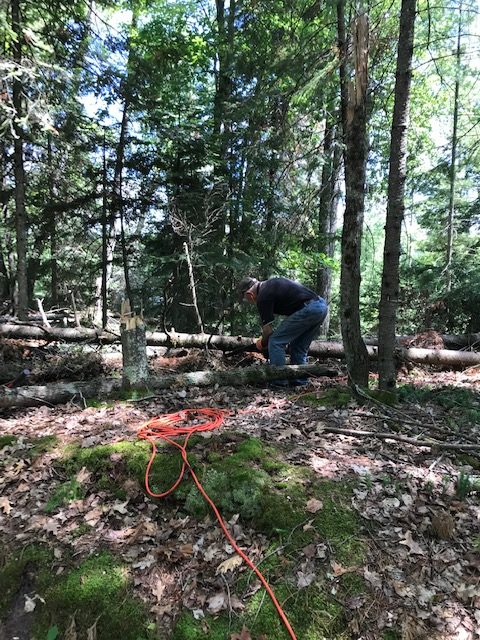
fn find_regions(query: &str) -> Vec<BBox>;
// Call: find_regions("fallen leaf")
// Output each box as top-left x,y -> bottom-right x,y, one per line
178,543 -> 194,557
207,592 -> 227,614
0,496 -> 12,515
230,626 -> 252,640
306,498 -> 323,513
399,530 -> 425,555
216,555 -> 243,574
152,578 -> 165,602
297,569 -> 316,588
363,567 -> 382,589
111,500 -> 129,514
43,519 -> 60,535
75,467 -> 91,484
24,595 -> 37,613
278,427 -> 302,440
331,560 -> 358,576
84,507 -> 103,525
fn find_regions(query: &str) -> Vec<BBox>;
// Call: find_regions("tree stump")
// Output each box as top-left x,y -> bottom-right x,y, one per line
120,301 -> 149,389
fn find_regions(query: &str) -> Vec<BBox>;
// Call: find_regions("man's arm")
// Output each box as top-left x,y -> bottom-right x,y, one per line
262,323 -> 273,344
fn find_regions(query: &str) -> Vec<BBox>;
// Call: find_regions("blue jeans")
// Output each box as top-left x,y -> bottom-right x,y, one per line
268,299 -> 328,384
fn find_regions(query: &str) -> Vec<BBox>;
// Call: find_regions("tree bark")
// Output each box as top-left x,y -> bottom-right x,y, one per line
378,0 -> 416,391
120,300 -> 149,388
0,364 -> 339,408
317,115 -> 341,336
445,5 -> 462,298
47,134 -> 59,307
11,0 -> 28,320
337,3 -> 370,387
1,324 -> 479,367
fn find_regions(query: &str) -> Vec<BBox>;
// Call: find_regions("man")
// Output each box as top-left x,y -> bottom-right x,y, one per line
237,276 -> 328,386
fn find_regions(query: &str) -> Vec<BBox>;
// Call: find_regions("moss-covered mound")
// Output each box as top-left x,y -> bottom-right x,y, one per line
0,548 -> 155,639
5,432 -> 368,640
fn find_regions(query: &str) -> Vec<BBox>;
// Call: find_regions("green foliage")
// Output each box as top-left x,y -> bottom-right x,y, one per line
398,385 -> 480,424
455,471 -> 479,500
0,435 -> 16,449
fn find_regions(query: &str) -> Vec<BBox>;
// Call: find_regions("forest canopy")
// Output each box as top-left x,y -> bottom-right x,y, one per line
1,0 -> 479,339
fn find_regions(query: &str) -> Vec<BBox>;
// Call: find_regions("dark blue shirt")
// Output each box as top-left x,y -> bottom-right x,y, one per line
256,277 -> 320,325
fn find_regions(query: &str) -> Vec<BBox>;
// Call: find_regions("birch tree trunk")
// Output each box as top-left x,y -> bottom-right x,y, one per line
120,300 -> 149,388
337,2 -> 370,387
378,0 -> 416,391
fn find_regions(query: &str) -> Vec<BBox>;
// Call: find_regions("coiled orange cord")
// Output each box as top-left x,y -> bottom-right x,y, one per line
137,408 -> 298,640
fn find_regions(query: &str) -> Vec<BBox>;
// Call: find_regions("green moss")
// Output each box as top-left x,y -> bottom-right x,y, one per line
365,389 -> 398,406
0,435 -> 16,448
34,552 -> 155,640
298,387 -> 353,408
173,582 -> 351,640
383,630 -> 401,640
339,572 -> 365,596
29,435 -> 58,458
60,439 -> 189,496
313,482 -> 365,565
71,523 -> 92,538
85,399 -> 115,409
45,480 -> 85,513
173,439 -> 366,640
0,546 -> 52,619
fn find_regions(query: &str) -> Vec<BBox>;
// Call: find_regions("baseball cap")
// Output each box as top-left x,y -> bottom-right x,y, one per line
237,276 -> 258,302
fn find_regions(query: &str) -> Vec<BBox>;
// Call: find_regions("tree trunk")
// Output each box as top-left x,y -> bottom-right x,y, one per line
101,129 -> 108,328
111,9 -> 138,313
47,134 -> 59,307
337,2 -> 370,386
378,0 -> 416,391
11,0 -> 28,320
317,116 -> 341,336
120,301 -> 149,388
1,324 -> 479,367
0,364 -> 339,409
445,6 -> 462,297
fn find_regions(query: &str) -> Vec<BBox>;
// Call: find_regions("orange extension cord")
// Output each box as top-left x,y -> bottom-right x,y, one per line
137,408 -> 298,640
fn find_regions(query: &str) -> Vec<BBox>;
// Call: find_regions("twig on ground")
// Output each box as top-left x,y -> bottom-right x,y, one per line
322,426 -> 480,453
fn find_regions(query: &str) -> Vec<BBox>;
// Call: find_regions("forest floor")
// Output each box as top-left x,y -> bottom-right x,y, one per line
0,340 -> 479,640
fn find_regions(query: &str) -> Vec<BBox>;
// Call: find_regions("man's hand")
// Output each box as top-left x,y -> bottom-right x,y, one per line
255,337 -> 264,351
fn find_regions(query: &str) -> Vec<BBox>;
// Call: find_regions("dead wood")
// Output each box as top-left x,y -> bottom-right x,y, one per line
1,324 -> 480,366
322,426 -> 480,453
0,363 -> 339,408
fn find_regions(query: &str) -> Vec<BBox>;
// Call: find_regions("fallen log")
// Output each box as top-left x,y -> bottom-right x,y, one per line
364,332 -> 480,350
1,324 -> 480,367
0,363 -> 339,409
